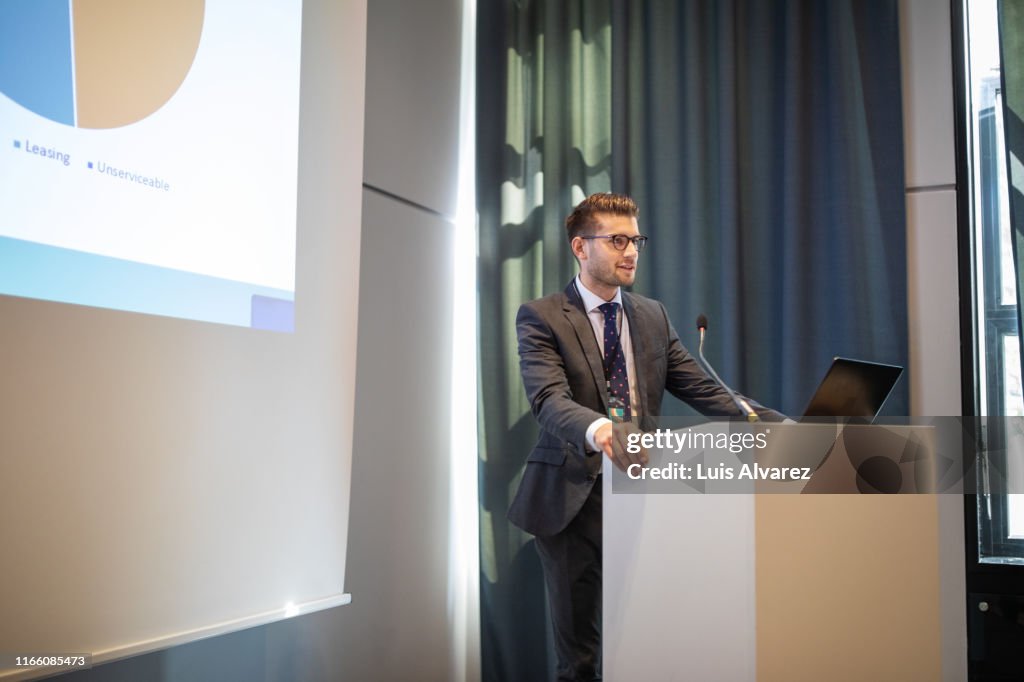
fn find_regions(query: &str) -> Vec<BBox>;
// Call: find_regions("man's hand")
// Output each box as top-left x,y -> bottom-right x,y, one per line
594,421 -> 648,472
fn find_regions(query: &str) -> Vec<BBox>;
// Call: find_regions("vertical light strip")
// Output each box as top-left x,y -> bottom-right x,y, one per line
449,0 -> 480,679
965,0 -> 989,413
67,0 -> 78,126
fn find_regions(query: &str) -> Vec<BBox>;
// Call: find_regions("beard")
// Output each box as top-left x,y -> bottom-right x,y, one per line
587,259 -> 636,289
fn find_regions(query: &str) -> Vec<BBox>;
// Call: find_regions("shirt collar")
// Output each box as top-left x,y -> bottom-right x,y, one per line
575,274 -> 622,313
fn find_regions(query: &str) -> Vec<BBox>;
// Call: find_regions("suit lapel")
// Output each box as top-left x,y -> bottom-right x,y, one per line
622,292 -> 648,418
563,281 -> 610,412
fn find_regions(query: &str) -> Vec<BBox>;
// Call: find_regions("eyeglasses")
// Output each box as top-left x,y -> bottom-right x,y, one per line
580,234 -> 649,253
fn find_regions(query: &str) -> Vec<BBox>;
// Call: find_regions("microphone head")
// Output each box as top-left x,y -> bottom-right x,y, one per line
696,313 -> 708,331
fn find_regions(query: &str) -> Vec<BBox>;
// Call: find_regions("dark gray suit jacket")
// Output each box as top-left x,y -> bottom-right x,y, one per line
508,281 -> 781,537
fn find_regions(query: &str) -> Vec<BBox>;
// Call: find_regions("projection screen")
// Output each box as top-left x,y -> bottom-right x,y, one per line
0,0 -> 365,676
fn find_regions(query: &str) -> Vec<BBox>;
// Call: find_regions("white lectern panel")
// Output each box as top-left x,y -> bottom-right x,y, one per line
602,454 -> 756,681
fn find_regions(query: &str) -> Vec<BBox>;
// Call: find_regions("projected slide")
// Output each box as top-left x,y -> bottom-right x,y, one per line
0,0 -> 302,331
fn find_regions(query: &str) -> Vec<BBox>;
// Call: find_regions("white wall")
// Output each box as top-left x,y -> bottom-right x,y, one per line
337,0 -> 465,678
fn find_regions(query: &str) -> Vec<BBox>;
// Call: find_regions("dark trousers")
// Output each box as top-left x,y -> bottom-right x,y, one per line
534,478 -> 602,682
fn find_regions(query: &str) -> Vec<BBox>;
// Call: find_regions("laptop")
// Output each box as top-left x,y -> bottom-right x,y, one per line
800,357 -> 903,422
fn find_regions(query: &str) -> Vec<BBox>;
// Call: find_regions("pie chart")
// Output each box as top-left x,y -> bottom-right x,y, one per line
0,0 -> 204,129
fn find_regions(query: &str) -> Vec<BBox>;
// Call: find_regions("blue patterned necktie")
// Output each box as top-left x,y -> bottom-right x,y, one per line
598,302 -> 631,421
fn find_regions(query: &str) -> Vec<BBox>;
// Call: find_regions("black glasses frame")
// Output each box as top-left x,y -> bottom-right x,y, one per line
580,234 -> 649,252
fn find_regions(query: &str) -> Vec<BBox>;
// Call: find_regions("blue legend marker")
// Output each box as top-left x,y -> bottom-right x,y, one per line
13,140 -> 20,148
87,162 -> 93,168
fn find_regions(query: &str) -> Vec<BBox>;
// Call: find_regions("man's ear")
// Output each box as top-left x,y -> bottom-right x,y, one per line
571,236 -> 586,261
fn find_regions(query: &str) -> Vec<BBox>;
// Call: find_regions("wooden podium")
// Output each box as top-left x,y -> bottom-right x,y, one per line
602,422 -> 943,681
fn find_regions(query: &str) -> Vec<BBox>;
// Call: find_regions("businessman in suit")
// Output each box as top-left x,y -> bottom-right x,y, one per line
508,193 -> 781,681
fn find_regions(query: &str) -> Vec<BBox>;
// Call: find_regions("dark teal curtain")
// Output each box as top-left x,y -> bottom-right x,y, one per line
478,2 -> 908,680
611,0 -> 908,416
477,2 -> 612,681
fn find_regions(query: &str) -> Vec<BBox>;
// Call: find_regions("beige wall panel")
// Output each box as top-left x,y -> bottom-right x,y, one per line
905,187 -> 965,682
899,0 -> 956,189
906,190 -> 961,416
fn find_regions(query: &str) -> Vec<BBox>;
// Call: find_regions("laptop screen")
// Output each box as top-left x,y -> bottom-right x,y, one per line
800,357 -> 903,421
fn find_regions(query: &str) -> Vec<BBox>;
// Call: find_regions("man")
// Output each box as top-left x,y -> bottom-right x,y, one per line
508,193 -> 781,681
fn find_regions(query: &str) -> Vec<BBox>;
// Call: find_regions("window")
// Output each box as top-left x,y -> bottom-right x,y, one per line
965,0 -> 1024,563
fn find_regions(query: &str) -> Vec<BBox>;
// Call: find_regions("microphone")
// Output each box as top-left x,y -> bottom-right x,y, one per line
695,314 -> 759,422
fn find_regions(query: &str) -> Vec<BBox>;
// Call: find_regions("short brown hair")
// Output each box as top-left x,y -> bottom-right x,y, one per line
565,192 -> 639,242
